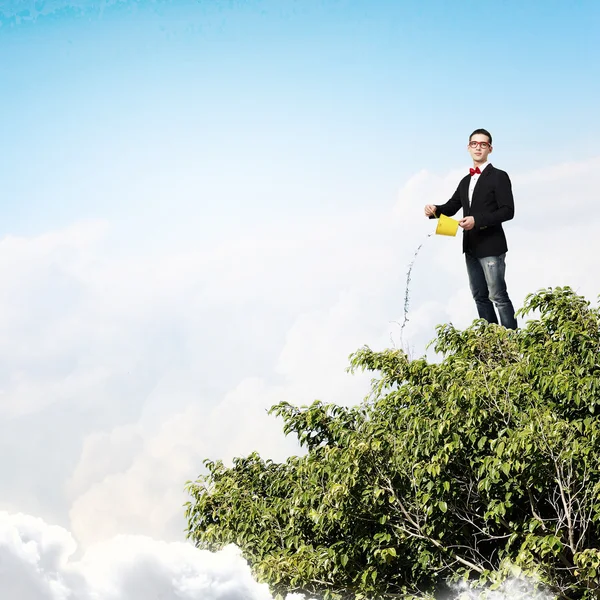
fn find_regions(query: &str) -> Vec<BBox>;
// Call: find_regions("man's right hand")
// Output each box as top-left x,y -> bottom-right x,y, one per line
424,204 -> 437,217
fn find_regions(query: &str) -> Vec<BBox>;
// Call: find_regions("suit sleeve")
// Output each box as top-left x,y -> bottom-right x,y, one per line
427,184 -> 463,219
472,171 -> 514,229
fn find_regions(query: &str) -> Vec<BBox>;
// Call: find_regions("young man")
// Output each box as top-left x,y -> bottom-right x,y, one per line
424,129 -> 517,329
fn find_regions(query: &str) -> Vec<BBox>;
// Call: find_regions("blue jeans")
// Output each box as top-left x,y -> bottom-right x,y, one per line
465,252 -> 517,329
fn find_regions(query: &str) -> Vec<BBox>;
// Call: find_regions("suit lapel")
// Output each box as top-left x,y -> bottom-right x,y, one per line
460,176 -> 471,215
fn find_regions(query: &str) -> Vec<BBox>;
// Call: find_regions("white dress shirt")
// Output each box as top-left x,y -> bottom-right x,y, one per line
468,161 -> 490,207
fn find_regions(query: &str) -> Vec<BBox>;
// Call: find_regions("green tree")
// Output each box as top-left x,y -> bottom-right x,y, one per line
185,287 -> 600,599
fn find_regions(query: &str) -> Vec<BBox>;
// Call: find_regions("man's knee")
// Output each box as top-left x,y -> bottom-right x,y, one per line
490,293 -> 510,307
470,285 -> 492,303
482,259 -> 508,302
488,283 -> 512,306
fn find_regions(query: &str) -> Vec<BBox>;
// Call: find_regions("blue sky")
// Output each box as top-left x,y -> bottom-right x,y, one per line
1,0 -> 599,242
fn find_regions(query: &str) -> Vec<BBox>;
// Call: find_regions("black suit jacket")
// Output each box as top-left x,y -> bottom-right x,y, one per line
431,164 -> 515,258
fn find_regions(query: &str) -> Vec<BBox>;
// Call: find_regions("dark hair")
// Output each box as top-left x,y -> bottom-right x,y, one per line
469,128 -> 492,145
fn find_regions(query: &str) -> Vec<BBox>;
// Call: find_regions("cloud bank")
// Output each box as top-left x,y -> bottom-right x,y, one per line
0,511 -> 554,600
0,510 -> 278,600
0,158 -> 597,555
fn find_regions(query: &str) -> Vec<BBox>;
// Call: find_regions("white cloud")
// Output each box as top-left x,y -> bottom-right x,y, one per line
0,511 -> 554,600
515,155 -> 600,185
67,289 -> 378,546
0,156 -> 597,555
0,511 -> 278,600
512,158 -> 600,225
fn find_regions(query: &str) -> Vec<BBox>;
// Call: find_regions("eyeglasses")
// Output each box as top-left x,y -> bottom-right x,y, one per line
469,141 -> 491,149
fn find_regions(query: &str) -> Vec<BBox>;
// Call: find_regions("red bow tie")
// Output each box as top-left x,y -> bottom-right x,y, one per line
470,167 -> 481,176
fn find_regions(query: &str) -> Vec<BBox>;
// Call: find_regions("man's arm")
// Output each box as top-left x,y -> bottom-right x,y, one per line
471,170 -> 514,229
425,184 -> 463,219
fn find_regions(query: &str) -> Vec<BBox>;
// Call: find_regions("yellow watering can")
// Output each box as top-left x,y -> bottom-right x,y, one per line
435,214 -> 460,237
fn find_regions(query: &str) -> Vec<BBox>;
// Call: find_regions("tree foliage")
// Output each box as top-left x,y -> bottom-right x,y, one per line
184,287 -> 600,599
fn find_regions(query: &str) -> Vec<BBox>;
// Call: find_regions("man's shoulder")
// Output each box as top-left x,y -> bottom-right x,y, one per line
488,164 -> 511,178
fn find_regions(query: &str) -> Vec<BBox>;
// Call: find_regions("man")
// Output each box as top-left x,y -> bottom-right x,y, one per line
424,129 -> 517,329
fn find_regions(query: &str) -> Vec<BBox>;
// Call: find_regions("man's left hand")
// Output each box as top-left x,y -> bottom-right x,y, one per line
459,216 -> 475,230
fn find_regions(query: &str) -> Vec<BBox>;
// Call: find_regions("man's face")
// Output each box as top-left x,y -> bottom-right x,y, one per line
468,133 -> 493,164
